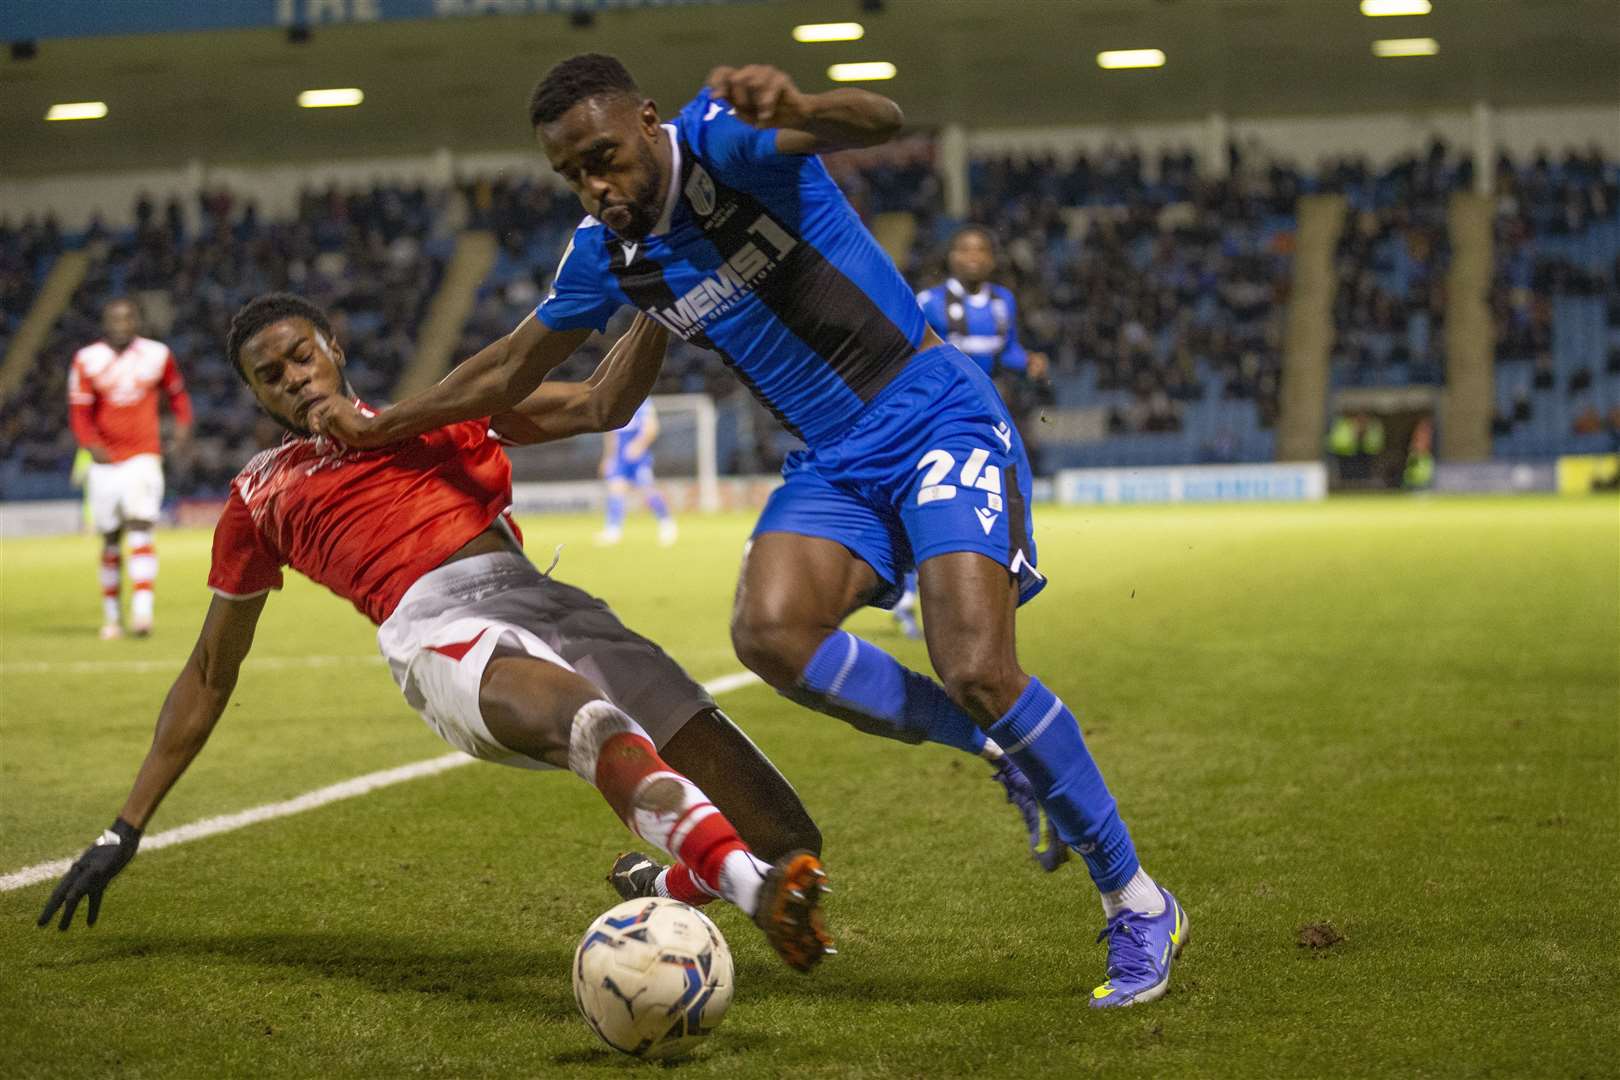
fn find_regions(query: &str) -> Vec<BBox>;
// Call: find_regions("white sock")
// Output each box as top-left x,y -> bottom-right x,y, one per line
1101,867 -> 1165,918
100,546 -> 122,625
979,738 -> 1005,763
717,848 -> 770,917
128,529 -> 157,625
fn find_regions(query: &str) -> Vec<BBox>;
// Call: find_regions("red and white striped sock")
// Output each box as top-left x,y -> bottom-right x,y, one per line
127,529 -> 156,627
99,543 -> 122,626
654,863 -> 721,907
569,700 -> 770,915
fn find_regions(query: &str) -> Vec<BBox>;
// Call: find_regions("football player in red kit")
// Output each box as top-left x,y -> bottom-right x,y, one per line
68,298 -> 193,638
38,293 -> 830,974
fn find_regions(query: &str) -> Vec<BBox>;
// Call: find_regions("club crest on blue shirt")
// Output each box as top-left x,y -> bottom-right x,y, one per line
685,164 -> 717,218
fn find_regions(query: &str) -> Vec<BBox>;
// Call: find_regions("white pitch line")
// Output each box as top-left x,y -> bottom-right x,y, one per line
701,670 -> 766,696
0,655 -> 386,676
0,669 -> 762,893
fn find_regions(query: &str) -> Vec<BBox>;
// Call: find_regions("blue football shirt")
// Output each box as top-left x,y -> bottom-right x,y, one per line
915,278 -> 1029,378
536,88 -> 927,447
610,400 -> 654,467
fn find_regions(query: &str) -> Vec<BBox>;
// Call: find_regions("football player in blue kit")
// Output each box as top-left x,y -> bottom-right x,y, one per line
895,226 -> 1051,638
598,398 -> 677,546
309,54 -> 1186,1008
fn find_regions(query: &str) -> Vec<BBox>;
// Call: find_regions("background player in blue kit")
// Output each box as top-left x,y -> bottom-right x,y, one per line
598,399 -> 677,546
310,54 -> 1187,1009
896,226 -> 1052,637
916,225 -> 1049,387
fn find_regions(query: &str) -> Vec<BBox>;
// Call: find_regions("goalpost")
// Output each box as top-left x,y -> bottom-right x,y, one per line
644,393 -> 720,513
502,392 -> 721,513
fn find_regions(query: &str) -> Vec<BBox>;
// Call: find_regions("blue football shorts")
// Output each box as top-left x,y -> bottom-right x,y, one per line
753,344 -> 1045,610
607,458 -> 655,486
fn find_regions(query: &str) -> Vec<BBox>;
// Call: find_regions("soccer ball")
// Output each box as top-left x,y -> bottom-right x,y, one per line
572,897 -> 735,1059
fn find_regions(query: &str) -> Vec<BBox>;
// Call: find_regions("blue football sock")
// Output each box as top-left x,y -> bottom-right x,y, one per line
794,630 -> 988,756
645,490 -> 671,523
604,493 -> 626,531
987,677 -> 1139,892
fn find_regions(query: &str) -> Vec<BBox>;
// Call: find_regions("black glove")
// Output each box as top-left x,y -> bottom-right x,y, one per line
37,818 -> 142,931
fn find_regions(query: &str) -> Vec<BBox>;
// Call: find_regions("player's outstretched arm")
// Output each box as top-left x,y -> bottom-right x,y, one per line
37,593 -> 266,931
309,316 -> 591,449
490,314 -> 669,446
706,64 -> 903,154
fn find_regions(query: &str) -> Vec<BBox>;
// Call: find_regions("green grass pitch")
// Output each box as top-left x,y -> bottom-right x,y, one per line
1,497 -> 1615,1078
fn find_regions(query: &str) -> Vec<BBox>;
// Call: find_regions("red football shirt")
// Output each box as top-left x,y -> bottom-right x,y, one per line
207,415 -> 516,625
68,337 -> 193,461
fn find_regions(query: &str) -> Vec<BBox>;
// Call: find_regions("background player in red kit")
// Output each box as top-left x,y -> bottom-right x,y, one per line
39,293 -> 831,973
67,298 -> 192,639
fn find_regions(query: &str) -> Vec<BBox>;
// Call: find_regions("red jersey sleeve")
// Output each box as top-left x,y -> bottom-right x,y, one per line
207,493 -> 285,599
446,418 -> 498,451
161,351 -> 193,427
67,352 -> 101,448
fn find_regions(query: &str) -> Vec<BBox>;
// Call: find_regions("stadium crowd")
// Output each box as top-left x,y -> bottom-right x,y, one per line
1489,147 -> 1620,451
0,215 -> 61,358
1327,139 -> 1458,389
2,139 -> 1617,500
0,185 -> 451,498
0,216 -> 66,476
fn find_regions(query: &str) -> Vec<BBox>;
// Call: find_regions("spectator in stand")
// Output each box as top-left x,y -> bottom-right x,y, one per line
1512,386 -> 1533,424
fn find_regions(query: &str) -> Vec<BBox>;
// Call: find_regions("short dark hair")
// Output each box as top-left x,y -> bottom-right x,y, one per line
529,53 -> 638,127
951,224 -> 997,251
226,292 -> 334,385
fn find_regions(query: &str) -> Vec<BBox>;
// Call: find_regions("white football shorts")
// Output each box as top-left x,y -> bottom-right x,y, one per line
376,550 -> 714,769
86,453 -> 164,534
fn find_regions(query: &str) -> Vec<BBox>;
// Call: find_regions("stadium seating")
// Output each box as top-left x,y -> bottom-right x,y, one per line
0,216 -> 62,363
1,146 -> 1615,503
1327,141 -> 1459,389
904,144 -> 1295,468
1489,150 -> 1620,458
0,186 -> 453,499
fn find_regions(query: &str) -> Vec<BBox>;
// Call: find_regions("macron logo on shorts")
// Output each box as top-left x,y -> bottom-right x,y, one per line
424,628 -> 489,663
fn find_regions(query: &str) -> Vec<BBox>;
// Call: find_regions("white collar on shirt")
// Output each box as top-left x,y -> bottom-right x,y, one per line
651,123 -> 682,236
946,278 -> 992,306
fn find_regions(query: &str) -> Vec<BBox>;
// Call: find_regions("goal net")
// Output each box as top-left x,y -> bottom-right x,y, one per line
503,393 -> 720,513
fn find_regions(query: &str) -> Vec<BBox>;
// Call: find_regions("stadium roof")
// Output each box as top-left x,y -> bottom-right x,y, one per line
1,0 -> 1615,176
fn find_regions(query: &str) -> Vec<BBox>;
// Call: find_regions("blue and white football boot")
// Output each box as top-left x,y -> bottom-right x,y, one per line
1089,885 -> 1189,1009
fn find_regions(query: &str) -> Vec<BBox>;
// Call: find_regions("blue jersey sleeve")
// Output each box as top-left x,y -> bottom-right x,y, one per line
677,88 -> 784,175
994,287 -> 1029,373
916,287 -> 948,337
535,223 -> 618,333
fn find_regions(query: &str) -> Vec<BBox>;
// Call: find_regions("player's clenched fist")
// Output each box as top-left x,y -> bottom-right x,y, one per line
306,397 -> 384,449
37,819 -> 141,931
705,65 -> 810,130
